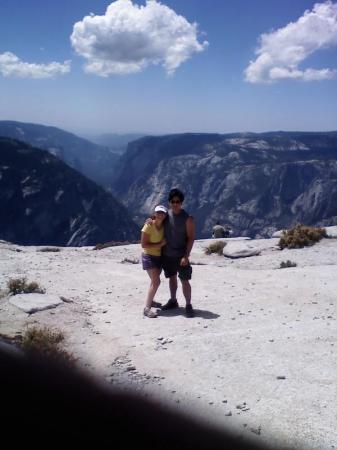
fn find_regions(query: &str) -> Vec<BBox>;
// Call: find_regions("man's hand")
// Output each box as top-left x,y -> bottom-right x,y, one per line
180,256 -> 189,267
160,239 -> 167,247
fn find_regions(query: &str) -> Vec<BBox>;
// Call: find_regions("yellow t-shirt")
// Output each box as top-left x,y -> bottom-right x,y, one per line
141,223 -> 164,256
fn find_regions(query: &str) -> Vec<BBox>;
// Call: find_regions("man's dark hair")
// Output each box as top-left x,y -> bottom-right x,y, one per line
168,188 -> 185,203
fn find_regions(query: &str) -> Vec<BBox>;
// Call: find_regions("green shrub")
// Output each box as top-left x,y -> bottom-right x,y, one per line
7,277 -> 46,295
280,260 -> 297,269
204,240 -> 227,255
278,225 -> 327,249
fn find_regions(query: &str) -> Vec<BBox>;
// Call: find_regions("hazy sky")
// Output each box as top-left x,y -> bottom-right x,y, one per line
0,0 -> 336,135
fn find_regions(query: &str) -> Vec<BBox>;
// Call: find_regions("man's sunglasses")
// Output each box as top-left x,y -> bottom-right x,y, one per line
170,200 -> 181,204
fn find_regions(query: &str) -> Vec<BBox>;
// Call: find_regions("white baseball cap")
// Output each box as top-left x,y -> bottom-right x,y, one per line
154,205 -> 168,214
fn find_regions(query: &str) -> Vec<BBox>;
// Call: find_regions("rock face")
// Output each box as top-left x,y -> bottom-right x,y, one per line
0,138 -> 139,246
111,132 -> 337,238
0,120 -> 118,187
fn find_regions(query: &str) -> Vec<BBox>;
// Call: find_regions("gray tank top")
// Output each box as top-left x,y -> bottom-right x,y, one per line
163,209 -> 189,258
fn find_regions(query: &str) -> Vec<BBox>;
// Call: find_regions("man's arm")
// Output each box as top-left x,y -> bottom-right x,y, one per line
180,216 -> 195,266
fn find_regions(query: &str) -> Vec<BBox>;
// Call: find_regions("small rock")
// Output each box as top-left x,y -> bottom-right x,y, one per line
126,366 -> 136,371
224,411 -> 232,416
250,426 -> 262,435
277,375 -> 286,380
60,296 -> 73,303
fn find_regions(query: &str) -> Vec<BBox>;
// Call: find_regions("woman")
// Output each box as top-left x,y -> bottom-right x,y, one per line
141,205 -> 168,318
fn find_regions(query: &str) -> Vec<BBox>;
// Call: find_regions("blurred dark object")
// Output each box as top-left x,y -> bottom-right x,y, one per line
0,343 -> 278,450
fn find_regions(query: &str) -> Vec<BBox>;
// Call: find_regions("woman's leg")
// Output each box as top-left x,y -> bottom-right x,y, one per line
145,268 -> 161,309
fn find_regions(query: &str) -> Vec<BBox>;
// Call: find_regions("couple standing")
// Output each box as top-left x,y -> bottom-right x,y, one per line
141,188 -> 195,318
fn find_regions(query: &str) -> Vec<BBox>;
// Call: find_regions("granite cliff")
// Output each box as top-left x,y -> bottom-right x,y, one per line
111,132 -> 337,237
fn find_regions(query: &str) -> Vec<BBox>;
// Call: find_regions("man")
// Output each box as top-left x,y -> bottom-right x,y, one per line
161,188 -> 195,318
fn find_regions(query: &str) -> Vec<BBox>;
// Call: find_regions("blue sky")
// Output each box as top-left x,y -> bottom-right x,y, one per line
0,0 -> 336,135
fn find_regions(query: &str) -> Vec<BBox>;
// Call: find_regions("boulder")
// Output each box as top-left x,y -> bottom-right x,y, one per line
271,230 -> 285,238
9,294 -> 63,314
223,247 -> 261,258
324,226 -> 337,238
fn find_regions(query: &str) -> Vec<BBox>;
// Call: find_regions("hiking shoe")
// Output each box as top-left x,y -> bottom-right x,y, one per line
161,299 -> 179,310
185,304 -> 194,318
151,301 -> 162,309
143,307 -> 157,318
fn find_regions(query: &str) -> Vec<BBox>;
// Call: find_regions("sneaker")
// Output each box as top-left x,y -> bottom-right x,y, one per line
161,299 -> 179,310
151,300 -> 162,309
143,307 -> 157,318
185,304 -> 194,318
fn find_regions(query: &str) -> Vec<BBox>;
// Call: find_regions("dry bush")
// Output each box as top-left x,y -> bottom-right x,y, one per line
279,225 -> 327,249
121,257 -> 139,264
94,240 -> 139,250
204,240 -> 227,255
7,277 -> 45,295
280,260 -> 297,269
21,326 -> 74,363
37,247 -> 61,252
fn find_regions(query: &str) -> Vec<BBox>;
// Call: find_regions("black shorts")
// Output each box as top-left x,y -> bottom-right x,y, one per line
162,256 -> 192,280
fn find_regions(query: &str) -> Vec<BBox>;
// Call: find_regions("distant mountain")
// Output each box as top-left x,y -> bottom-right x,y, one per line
0,121 -> 118,187
86,133 -> 146,154
111,131 -> 337,238
0,138 -> 139,246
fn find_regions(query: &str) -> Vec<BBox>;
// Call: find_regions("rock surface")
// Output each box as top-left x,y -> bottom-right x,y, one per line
1,237 -> 336,449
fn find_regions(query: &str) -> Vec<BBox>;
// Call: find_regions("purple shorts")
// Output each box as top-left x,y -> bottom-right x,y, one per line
141,253 -> 162,270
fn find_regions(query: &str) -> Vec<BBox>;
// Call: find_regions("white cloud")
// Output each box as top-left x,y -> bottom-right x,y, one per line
70,0 -> 208,76
245,1 -> 337,83
0,52 -> 71,79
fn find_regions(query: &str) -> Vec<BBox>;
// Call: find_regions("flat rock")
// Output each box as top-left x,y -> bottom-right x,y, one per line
271,230 -> 284,238
223,242 -> 261,259
325,226 -> 337,238
9,293 -> 63,314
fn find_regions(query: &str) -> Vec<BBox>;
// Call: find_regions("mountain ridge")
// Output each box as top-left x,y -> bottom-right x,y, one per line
111,131 -> 337,238
0,120 -> 119,188
0,137 -> 139,246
